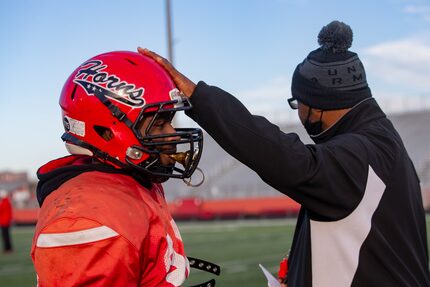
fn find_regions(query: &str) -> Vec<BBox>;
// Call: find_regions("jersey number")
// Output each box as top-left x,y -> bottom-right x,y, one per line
164,220 -> 189,286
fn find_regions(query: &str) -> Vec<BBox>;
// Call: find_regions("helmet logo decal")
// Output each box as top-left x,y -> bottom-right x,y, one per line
74,60 -> 145,107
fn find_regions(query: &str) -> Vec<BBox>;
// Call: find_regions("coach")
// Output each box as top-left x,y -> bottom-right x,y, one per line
140,20 -> 430,286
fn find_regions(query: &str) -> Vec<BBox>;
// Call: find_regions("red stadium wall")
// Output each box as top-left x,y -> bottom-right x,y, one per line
13,196 -> 301,224
169,196 -> 301,221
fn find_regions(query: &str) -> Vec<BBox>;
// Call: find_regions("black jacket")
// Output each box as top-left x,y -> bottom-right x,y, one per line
186,81 -> 430,286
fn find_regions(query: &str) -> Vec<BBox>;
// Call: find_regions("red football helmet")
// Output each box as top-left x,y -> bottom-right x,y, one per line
59,51 -> 203,182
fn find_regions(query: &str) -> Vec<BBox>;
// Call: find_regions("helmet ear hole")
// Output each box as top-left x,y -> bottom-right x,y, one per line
70,84 -> 78,100
94,125 -> 114,141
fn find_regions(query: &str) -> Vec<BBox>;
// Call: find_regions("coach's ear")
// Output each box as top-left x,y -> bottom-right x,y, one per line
137,47 -> 197,97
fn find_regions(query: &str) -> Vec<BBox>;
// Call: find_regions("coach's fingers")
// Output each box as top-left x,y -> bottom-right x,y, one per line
138,47 -> 172,70
137,47 -> 196,97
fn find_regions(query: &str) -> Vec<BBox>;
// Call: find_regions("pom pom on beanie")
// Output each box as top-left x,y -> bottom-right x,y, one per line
291,21 -> 372,110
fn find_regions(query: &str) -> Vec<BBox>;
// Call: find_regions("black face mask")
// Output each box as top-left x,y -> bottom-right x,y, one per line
303,108 -> 324,136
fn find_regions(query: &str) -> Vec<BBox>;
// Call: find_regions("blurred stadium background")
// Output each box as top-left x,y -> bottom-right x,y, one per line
0,103 -> 429,286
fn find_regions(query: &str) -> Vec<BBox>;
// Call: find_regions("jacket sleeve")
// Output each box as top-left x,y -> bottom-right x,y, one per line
32,218 -> 141,287
186,81 -> 369,219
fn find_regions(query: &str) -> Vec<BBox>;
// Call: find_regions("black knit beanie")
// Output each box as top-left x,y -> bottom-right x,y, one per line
291,21 -> 372,110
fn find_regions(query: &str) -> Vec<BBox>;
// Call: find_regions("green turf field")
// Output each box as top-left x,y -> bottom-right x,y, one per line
0,217 -> 429,287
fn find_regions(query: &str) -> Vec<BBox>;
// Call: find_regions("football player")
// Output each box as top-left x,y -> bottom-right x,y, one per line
31,51 -> 203,286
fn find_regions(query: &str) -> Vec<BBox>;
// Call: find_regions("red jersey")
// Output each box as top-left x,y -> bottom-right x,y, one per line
31,157 -> 189,287
0,196 -> 12,227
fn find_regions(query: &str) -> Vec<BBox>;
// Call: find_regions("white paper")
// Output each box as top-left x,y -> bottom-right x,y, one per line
259,264 -> 281,287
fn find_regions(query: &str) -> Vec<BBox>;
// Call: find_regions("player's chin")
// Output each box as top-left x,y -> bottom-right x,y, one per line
151,164 -> 175,183
152,175 -> 170,183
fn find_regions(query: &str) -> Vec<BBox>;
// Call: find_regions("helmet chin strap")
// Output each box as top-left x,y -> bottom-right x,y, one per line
61,133 -> 128,169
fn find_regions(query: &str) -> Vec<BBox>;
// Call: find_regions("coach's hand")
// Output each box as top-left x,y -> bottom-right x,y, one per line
137,47 -> 196,98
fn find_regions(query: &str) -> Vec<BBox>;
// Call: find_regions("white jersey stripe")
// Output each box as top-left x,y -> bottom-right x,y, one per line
310,166 -> 386,287
36,226 -> 119,247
